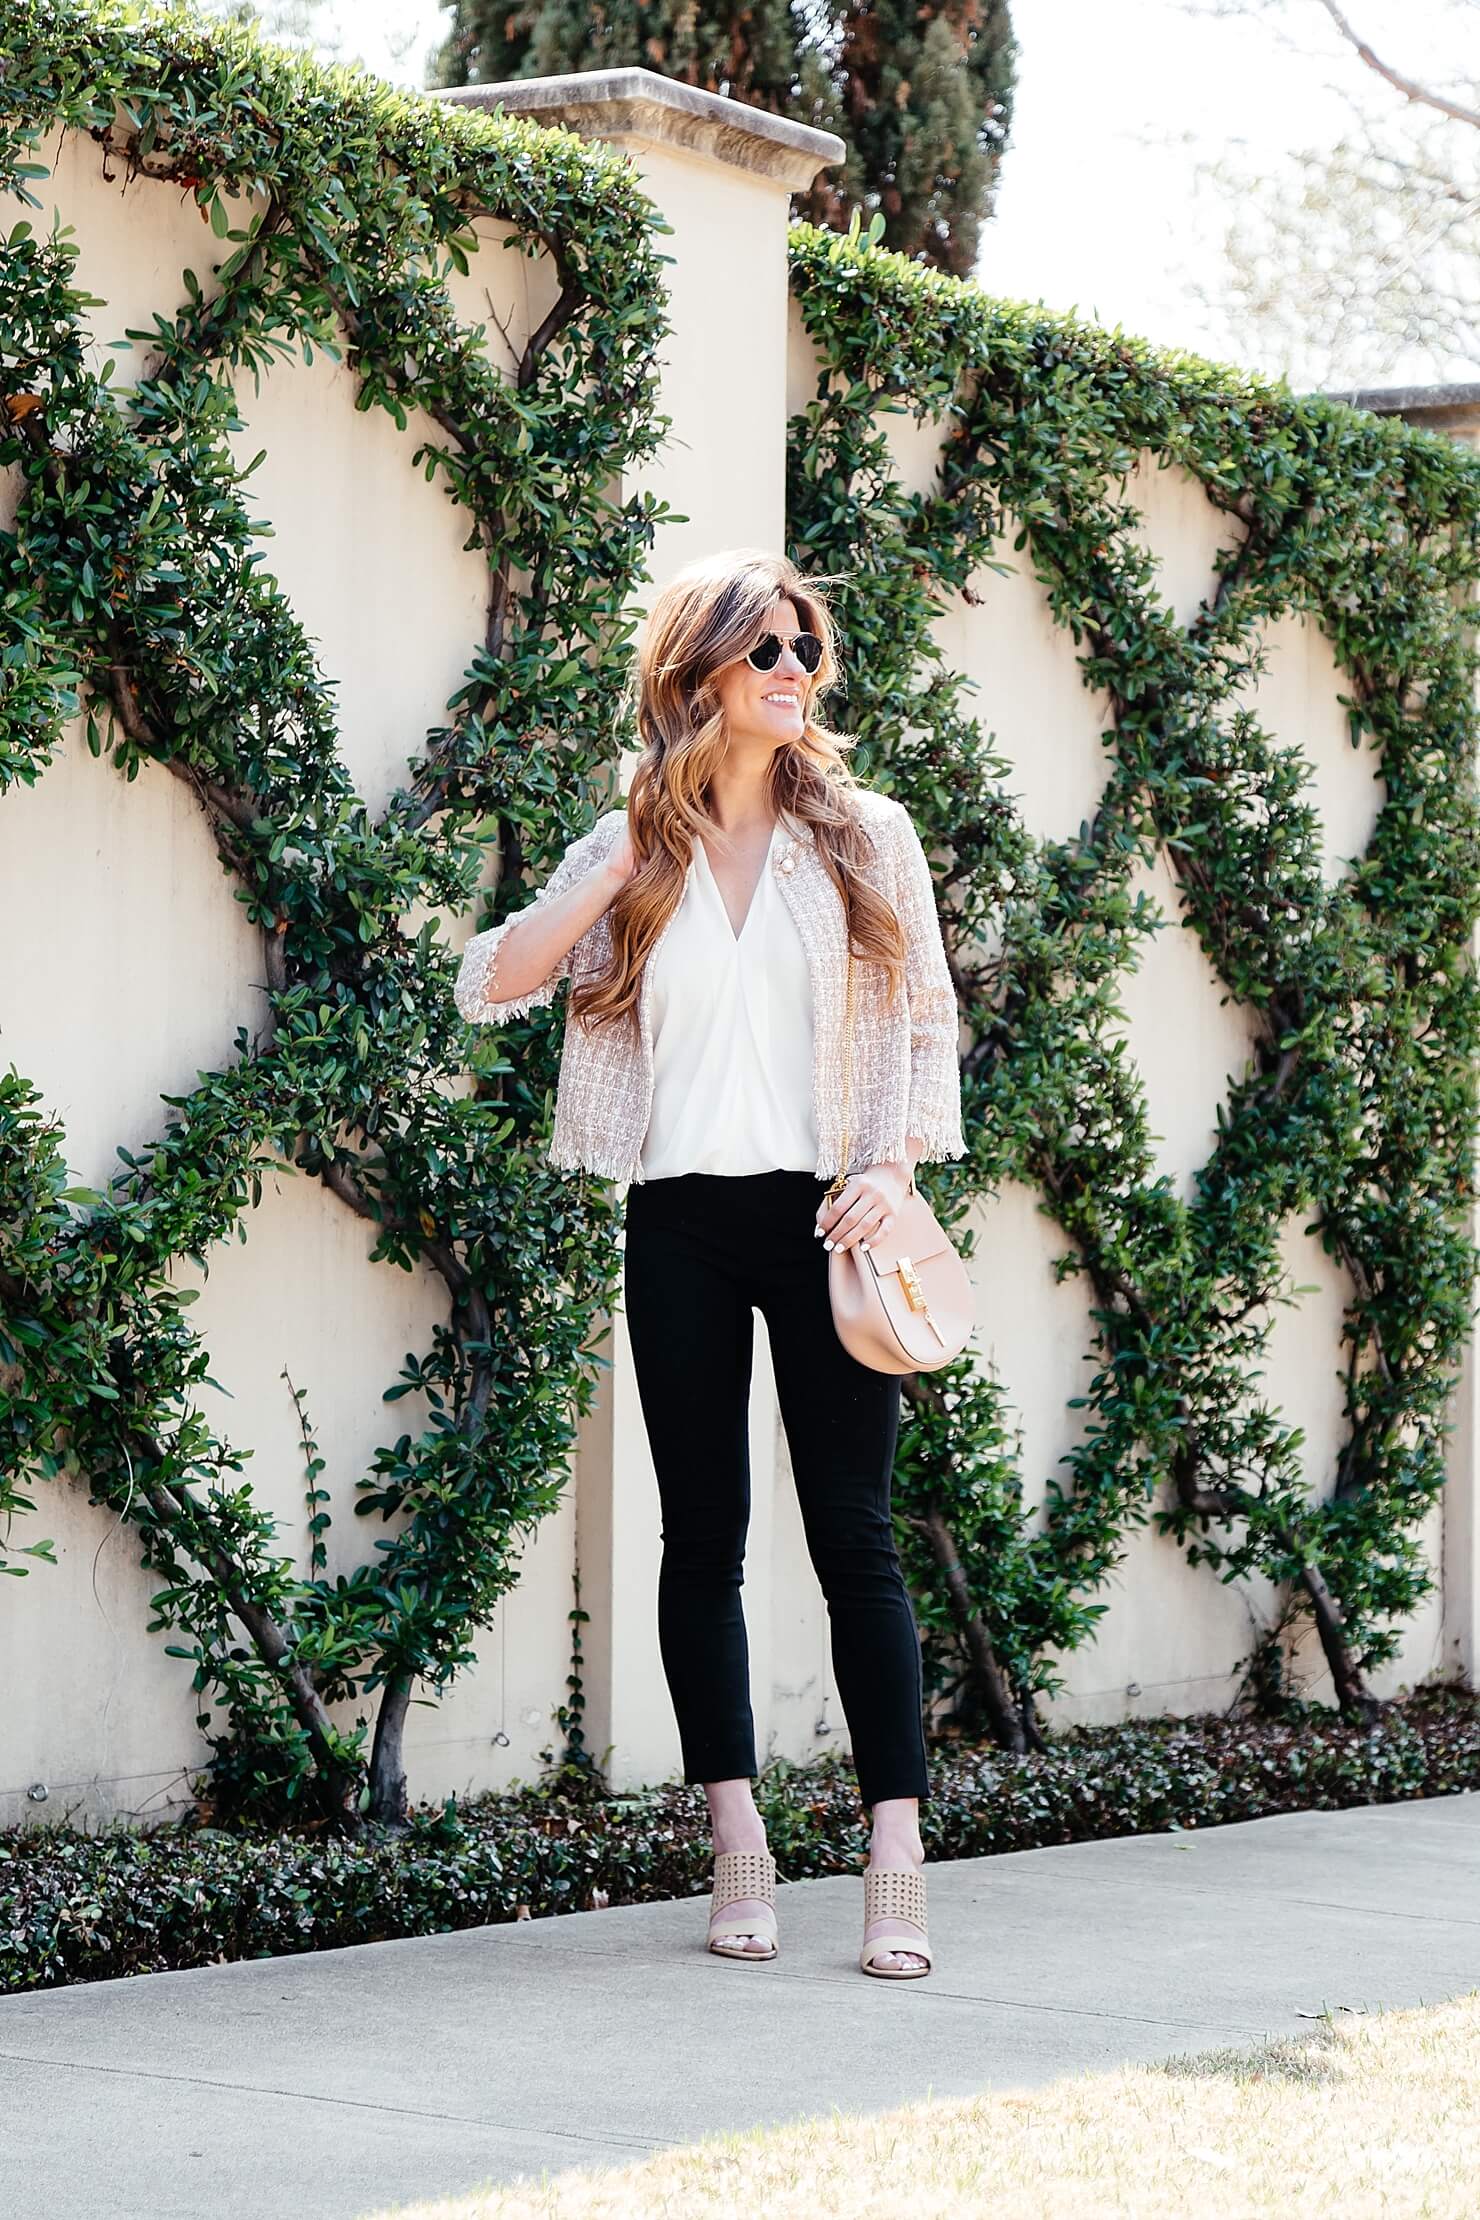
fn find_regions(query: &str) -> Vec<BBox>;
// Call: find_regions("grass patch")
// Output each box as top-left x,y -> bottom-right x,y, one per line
365,1992 -> 1480,2219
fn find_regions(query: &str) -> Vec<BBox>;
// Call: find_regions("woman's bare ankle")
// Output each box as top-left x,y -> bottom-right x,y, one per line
866,1794 -> 924,1869
705,1777 -> 768,1859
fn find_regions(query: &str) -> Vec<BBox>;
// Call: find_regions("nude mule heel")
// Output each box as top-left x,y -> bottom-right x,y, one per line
706,1846 -> 779,1962
859,1859 -> 933,1978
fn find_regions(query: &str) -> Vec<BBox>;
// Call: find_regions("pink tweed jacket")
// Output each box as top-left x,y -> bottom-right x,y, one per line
453,785 -> 966,1186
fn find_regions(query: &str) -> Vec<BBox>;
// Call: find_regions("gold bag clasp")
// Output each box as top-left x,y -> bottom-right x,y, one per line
897,1253 -> 945,1344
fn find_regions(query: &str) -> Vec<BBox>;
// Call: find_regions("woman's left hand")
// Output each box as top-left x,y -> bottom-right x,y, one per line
815,1161 -> 912,1254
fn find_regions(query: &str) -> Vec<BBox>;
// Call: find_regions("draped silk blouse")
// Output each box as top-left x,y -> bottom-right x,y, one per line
639,815 -> 818,1181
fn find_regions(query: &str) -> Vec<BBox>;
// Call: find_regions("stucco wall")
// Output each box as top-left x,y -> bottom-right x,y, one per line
0,86 -> 1471,1831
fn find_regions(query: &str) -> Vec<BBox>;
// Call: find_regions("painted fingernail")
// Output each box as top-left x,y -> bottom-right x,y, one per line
823,1239 -> 834,1251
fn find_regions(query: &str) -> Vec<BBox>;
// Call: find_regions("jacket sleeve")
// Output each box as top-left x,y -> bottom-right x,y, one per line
891,803 -> 966,1163
454,812 -> 620,1026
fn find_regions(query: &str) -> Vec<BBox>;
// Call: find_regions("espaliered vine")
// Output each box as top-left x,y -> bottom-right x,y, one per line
788,213 -> 1480,1746
0,0 -> 671,1829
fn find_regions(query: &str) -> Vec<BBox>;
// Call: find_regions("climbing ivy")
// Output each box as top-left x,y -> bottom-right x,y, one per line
0,0 -> 671,1828
788,210 -> 1480,1745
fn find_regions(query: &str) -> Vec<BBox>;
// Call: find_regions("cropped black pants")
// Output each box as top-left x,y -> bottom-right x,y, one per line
621,1168 -> 931,1813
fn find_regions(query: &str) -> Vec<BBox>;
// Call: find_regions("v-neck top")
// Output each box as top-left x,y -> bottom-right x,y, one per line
638,816 -> 819,1181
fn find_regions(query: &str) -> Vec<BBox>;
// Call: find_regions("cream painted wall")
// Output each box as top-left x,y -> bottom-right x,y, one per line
0,98 -> 1470,1830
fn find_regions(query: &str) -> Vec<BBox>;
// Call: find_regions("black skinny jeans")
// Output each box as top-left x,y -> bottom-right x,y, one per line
621,1167 -> 931,1814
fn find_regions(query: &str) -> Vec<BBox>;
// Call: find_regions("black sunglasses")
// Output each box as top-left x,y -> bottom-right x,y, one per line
745,628 -> 824,675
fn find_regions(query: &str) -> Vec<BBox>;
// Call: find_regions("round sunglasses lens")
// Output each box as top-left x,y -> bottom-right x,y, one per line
796,633 -> 823,672
747,637 -> 782,671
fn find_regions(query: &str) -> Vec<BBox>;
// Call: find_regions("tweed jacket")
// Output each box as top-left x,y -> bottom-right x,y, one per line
453,786 -> 966,1187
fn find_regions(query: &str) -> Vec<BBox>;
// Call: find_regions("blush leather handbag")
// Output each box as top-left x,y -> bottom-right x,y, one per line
823,948 -> 974,1374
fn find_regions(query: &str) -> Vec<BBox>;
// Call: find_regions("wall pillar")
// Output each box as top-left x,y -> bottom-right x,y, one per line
438,68 -> 843,575
437,70 -> 844,1790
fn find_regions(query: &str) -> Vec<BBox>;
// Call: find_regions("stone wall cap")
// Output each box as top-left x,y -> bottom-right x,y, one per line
1316,379 -> 1480,436
434,67 -> 845,190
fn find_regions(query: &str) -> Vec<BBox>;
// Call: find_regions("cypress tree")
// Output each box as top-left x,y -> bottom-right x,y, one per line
431,0 -> 1018,277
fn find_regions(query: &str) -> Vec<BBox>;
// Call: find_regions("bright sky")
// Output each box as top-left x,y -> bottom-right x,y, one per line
277,0 -> 1474,392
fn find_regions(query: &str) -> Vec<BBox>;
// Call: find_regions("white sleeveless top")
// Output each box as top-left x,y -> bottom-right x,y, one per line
638,817 -> 818,1181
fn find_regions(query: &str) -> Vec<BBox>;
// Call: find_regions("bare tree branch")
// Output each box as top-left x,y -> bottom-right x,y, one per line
1311,0 -> 1480,132
1158,0 -> 1480,383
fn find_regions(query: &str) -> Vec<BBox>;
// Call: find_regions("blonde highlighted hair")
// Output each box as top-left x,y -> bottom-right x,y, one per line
570,548 -> 907,1035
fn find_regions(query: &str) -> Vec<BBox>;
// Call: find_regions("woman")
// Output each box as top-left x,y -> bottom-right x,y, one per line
455,548 -> 965,1979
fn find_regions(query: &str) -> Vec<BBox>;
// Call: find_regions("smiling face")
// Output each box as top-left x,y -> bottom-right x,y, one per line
711,595 -> 814,752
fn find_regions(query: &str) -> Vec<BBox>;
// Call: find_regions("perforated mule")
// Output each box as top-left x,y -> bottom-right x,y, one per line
859,1858 -> 933,1978
706,1846 -> 779,1962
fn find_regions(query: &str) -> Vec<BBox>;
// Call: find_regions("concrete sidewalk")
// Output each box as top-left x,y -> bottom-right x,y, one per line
1,1794 -> 1477,2220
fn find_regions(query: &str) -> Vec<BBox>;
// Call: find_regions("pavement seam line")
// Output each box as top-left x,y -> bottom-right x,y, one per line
0,2049 -> 681,2150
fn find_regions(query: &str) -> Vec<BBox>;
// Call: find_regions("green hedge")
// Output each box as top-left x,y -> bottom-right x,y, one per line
3,1687 -> 1476,1994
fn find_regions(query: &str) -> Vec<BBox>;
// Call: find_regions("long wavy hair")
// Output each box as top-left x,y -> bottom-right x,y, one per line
568,548 -> 907,1037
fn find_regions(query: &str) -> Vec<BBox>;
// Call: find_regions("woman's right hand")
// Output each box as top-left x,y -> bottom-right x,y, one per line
604,816 -> 638,889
